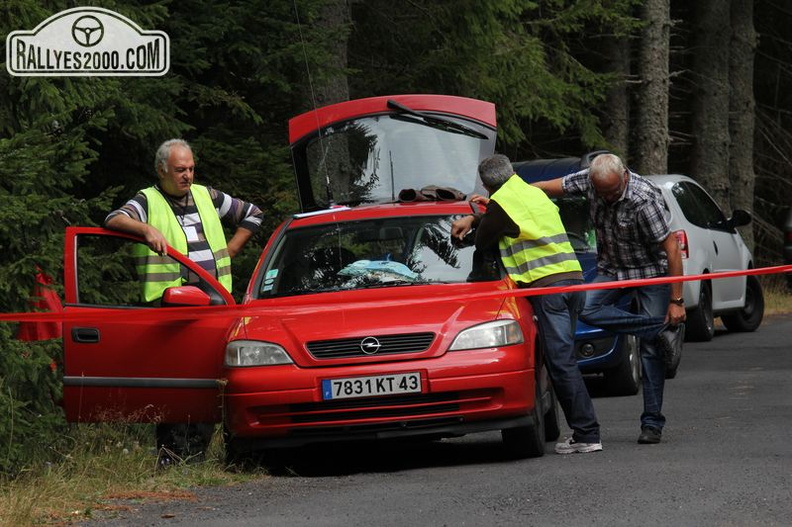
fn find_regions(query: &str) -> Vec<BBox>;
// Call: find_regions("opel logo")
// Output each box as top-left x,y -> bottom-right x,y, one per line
360,336 -> 381,355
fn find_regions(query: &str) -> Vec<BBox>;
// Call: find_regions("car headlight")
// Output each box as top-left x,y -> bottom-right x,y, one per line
449,320 -> 524,351
225,340 -> 294,367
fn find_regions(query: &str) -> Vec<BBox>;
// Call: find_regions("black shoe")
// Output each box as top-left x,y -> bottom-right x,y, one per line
657,323 -> 685,369
638,426 -> 662,444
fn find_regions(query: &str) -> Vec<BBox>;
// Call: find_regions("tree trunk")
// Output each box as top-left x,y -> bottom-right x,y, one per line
634,0 -> 670,175
313,0 -> 351,107
728,0 -> 757,249
690,0 -> 731,209
300,0 -> 353,206
298,0 -> 351,111
601,36 -> 631,160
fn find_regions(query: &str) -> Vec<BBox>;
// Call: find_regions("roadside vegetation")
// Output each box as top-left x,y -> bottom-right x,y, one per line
0,423 -> 256,526
759,275 -> 792,316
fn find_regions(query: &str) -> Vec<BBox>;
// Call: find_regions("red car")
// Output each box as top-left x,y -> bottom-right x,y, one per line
61,95 -> 559,460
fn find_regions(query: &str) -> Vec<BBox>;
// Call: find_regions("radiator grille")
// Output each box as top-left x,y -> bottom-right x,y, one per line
307,332 -> 435,359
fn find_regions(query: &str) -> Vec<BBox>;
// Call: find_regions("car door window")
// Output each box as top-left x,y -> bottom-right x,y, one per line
672,182 -> 728,232
74,234 -> 224,307
555,196 -> 596,252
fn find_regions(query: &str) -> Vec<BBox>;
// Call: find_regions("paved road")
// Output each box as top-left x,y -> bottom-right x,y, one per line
84,314 -> 792,527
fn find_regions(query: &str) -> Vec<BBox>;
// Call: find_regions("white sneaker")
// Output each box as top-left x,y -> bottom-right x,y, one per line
554,437 -> 603,454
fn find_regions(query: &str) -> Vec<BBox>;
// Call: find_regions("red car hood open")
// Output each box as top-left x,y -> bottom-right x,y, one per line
288,94 -> 497,212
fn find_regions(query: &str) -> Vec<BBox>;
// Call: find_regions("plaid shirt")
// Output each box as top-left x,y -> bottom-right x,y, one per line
562,170 -> 671,280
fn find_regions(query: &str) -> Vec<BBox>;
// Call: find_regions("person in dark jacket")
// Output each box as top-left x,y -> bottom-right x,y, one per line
452,154 -> 601,454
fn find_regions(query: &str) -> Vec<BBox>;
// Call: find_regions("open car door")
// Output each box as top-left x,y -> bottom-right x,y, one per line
62,227 -> 237,425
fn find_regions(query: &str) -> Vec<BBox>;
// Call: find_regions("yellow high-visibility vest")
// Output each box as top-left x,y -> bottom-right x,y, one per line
491,175 -> 581,285
133,184 -> 231,302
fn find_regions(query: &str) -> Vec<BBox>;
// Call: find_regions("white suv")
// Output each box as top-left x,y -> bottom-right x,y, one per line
646,174 -> 764,341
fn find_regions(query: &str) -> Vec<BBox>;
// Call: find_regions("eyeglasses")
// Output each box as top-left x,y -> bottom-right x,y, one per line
596,170 -> 628,202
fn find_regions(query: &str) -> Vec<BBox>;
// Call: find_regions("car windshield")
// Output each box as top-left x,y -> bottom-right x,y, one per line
303,115 -> 494,208
257,215 -> 497,297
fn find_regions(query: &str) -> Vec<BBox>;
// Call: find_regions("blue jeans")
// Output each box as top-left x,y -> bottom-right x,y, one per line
528,280 -> 600,443
580,275 -> 669,430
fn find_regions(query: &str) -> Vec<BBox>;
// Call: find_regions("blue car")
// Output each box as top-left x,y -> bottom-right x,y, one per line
513,153 -> 642,395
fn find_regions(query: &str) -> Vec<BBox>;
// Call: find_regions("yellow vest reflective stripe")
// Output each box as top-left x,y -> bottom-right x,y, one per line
133,185 -> 232,302
492,175 -> 581,284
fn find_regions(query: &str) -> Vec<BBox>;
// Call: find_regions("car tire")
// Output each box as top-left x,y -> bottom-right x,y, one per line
223,429 -> 267,470
544,384 -> 561,442
502,382 -> 546,458
155,423 -> 214,465
604,335 -> 641,396
721,275 -> 765,332
685,281 -> 715,342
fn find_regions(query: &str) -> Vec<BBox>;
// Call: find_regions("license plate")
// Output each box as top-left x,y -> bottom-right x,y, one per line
322,372 -> 422,400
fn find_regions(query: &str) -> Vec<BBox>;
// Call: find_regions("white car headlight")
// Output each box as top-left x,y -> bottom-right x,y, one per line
225,340 -> 294,367
449,320 -> 524,351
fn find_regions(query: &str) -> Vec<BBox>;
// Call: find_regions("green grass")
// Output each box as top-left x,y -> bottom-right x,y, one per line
0,423 -> 259,526
759,274 -> 792,316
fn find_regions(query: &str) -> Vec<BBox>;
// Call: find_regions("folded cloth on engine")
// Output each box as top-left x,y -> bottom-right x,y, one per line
398,185 -> 466,202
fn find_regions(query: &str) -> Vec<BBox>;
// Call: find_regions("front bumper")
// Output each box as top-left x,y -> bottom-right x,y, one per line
223,348 -> 535,447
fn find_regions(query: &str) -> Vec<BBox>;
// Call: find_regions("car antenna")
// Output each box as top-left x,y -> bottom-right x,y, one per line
390,150 -> 395,202
293,1 -> 336,208
325,164 -> 336,206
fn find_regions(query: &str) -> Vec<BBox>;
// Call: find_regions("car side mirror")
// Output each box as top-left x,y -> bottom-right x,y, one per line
728,209 -> 752,229
161,285 -> 212,307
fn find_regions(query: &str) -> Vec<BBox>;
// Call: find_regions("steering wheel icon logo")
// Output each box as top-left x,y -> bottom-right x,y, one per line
71,15 -> 104,47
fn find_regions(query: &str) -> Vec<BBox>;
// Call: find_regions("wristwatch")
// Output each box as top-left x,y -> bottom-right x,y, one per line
669,296 -> 685,306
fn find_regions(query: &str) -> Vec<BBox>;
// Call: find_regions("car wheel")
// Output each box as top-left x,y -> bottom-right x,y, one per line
604,335 -> 641,396
544,383 -> 561,442
721,275 -> 765,332
223,429 -> 267,470
685,281 -> 715,342
502,382 -> 546,458
156,423 -> 214,465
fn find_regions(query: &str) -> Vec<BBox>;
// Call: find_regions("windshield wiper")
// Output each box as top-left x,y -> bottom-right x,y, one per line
387,100 -> 488,140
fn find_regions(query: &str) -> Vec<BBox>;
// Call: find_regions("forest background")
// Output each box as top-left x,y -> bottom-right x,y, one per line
0,0 -> 790,475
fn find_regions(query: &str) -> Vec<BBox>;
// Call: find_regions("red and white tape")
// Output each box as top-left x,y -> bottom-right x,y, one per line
1,265 -> 789,324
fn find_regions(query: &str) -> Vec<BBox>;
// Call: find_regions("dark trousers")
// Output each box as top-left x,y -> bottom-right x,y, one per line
528,280 -> 600,443
580,275 -> 669,430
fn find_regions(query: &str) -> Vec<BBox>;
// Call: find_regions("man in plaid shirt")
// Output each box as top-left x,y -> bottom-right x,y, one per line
534,153 -> 685,445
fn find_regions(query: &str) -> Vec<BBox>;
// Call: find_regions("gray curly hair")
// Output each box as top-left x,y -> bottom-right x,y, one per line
588,153 -> 626,183
155,139 -> 192,174
478,154 -> 514,190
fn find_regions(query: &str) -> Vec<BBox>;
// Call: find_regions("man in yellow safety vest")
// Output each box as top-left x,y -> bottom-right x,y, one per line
104,138 -> 264,462
105,138 -> 263,303
452,154 -> 601,454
